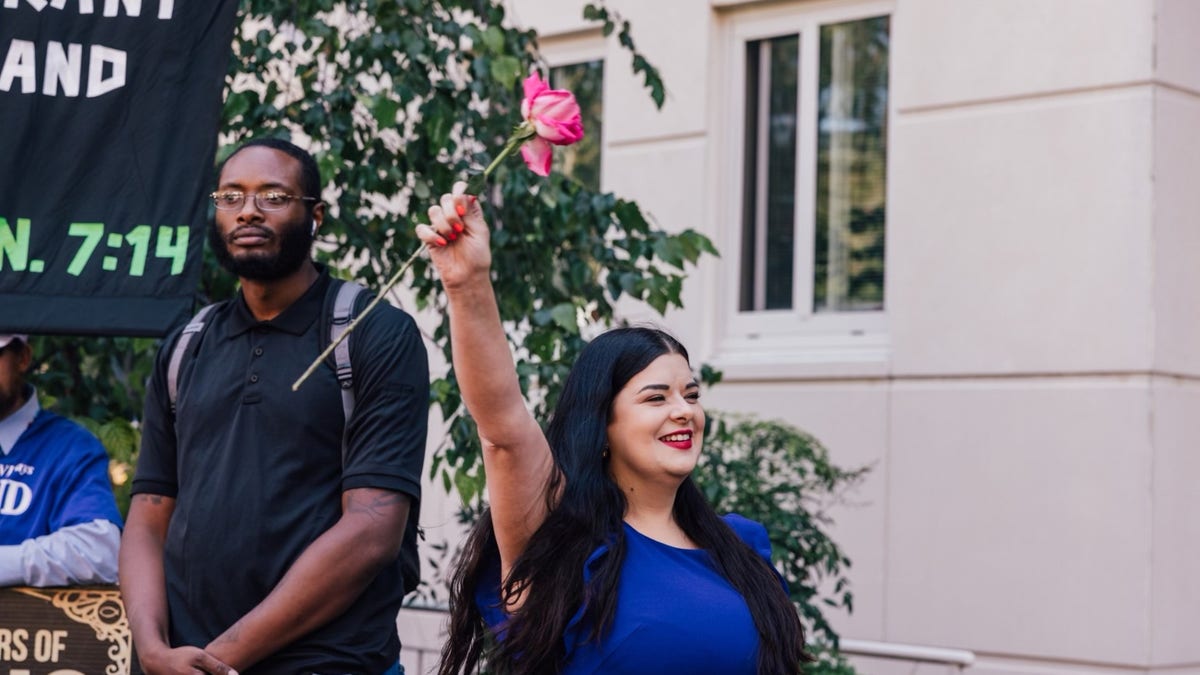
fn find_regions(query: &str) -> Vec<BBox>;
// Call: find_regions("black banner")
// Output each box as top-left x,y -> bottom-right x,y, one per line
0,0 -> 240,336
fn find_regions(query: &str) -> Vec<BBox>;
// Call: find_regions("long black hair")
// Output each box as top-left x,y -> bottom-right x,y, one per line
439,327 -> 809,674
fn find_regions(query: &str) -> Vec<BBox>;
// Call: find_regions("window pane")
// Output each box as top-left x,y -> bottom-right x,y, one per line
739,34 -> 799,312
814,16 -> 889,313
550,60 -> 604,191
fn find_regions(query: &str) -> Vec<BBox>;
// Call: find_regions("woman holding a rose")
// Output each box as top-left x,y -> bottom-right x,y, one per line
417,179 -> 810,674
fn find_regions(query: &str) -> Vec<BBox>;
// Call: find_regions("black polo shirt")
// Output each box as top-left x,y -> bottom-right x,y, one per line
133,268 -> 429,675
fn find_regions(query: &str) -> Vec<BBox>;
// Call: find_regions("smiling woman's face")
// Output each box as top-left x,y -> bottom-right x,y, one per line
605,352 -> 705,490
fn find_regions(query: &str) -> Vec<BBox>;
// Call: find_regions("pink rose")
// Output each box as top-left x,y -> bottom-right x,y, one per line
297,72 -> 588,391
519,71 -> 584,176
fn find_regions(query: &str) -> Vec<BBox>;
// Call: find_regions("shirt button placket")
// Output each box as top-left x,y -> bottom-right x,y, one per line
251,345 -> 263,384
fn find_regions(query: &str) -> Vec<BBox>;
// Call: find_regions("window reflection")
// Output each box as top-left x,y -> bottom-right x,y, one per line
740,35 -> 799,312
550,60 -> 604,191
815,16 -> 888,312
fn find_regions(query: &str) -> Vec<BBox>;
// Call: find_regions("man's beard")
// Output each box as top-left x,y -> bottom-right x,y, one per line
0,381 -> 28,421
208,215 -> 314,281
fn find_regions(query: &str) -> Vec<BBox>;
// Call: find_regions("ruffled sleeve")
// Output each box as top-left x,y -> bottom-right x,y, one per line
561,539 -> 612,651
474,551 -> 510,635
474,538 -> 616,647
722,513 -> 788,592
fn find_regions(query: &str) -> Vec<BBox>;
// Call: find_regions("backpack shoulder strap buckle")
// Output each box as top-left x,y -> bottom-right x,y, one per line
330,279 -> 366,423
167,303 -> 218,414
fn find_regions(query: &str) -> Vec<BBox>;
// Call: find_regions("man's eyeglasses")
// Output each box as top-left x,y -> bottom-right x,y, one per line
210,191 -> 318,212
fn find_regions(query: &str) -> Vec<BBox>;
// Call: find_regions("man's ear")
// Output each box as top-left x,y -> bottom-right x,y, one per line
312,201 -> 326,229
15,342 -> 33,375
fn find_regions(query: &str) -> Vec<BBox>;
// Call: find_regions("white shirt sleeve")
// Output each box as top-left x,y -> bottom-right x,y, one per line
0,519 -> 121,587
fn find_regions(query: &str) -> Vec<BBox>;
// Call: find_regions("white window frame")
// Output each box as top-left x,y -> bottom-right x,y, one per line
711,0 -> 894,379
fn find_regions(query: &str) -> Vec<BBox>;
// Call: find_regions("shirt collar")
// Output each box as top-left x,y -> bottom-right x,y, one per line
0,384 -> 40,455
225,265 -> 331,338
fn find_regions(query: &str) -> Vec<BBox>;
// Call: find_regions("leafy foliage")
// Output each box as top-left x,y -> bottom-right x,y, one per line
76,416 -> 141,517
581,2 -> 665,108
33,337 -> 157,423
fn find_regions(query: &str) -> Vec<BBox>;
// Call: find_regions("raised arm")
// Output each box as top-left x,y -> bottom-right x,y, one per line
418,184 -> 555,577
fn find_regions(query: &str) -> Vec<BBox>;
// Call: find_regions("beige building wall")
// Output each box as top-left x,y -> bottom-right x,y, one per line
399,2 -> 1200,674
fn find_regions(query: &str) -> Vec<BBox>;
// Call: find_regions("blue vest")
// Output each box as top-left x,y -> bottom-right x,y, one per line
0,410 -> 122,544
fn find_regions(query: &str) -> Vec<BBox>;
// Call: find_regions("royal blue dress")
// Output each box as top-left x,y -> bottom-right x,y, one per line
477,513 -> 777,674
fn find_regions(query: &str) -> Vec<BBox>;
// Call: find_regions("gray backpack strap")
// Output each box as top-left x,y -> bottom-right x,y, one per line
331,280 -> 367,454
167,304 -> 217,414
329,278 -> 422,596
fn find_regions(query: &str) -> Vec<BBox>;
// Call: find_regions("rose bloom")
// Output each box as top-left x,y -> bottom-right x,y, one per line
520,71 -> 585,176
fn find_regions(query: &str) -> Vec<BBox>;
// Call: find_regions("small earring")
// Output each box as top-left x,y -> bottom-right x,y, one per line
602,445 -> 610,460
311,220 -> 318,236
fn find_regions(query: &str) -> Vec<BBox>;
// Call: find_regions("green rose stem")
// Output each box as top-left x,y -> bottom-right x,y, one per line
291,127 -> 533,392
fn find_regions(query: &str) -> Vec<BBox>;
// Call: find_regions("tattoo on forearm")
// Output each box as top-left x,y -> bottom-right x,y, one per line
346,490 -> 408,520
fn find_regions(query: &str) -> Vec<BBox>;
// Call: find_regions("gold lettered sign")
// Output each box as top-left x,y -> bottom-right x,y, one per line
0,585 -> 138,675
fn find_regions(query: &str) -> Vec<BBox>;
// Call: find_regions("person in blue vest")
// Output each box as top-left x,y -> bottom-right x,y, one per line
418,186 -> 810,675
0,333 -> 122,587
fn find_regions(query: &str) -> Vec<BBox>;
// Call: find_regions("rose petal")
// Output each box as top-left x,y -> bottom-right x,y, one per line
526,89 -> 584,145
534,114 -> 584,145
523,71 -> 549,104
531,90 -> 581,122
520,136 -> 553,176
518,70 -> 584,171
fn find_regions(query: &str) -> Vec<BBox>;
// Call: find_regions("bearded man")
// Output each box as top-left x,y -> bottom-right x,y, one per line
120,138 -> 429,675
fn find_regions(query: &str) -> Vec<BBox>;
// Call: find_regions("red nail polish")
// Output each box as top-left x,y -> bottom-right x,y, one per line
453,222 -> 464,233
448,231 -> 457,241
469,196 -> 477,204
436,236 -> 447,246
455,204 -> 466,217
